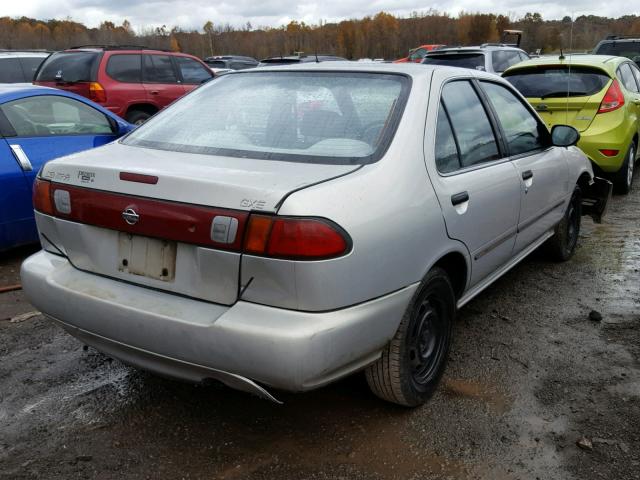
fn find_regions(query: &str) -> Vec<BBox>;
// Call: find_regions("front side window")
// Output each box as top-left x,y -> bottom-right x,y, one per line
143,55 -> 177,83
123,72 -> 410,165
0,95 -> 113,137
409,48 -> 427,61
175,57 -> 212,84
0,58 -> 26,83
106,54 -> 142,83
481,81 -> 549,156
595,42 -> 640,60
618,63 -> 639,93
440,81 -> 500,169
492,50 -> 522,73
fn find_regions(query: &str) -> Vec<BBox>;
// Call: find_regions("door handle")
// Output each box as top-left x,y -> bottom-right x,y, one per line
451,191 -> 469,206
9,144 -> 33,172
522,170 -> 533,180
150,90 -> 160,95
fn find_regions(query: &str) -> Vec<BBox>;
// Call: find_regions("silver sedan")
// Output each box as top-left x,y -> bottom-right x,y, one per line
21,63 -> 611,406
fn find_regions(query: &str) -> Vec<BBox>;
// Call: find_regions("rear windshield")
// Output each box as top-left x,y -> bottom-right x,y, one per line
35,51 -> 101,82
123,72 -> 410,165
504,66 -> 611,98
422,54 -> 485,70
594,41 -> 640,60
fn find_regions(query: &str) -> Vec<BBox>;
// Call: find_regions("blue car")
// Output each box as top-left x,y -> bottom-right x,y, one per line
0,85 -> 133,250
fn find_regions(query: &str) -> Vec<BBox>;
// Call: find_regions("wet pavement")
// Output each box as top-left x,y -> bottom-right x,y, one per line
1,188 -> 639,480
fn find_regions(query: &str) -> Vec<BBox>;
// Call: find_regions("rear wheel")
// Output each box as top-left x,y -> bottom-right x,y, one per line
365,267 -> 455,407
614,141 -> 635,195
126,109 -> 152,125
545,186 -> 581,262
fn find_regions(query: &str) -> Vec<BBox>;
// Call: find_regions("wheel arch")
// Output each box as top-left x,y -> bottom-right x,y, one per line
125,103 -> 159,117
429,249 -> 469,300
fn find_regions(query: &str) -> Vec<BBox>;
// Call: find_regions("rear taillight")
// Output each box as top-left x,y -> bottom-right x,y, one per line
244,215 -> 349,260
599,149 -> 619,157
33,178 -> 54,215
598,79 -> 625,114
89,82 -> 106,103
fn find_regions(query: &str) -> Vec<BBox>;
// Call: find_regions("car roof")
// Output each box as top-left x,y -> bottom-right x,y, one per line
502,54 -> 627,75
426,45 -> 524,54
0,51 -> 50,58
231,60 -> 503,82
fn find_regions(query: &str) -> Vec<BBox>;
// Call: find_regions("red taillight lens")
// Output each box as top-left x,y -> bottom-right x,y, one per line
598,79 -> 625,114
244,215 -> 350,260
599,149 -> 619,157
32,178 -> 54,215
89,82 -> 106,103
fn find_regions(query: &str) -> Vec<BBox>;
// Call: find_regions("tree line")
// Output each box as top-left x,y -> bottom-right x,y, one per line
1,12 -> 639,60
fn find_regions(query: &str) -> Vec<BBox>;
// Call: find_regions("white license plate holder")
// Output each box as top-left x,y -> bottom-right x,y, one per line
118,233 -> 176,282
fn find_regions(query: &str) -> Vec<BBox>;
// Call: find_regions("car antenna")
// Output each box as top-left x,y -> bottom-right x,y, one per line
565,13 -> 574,124
315,50 -> 319,63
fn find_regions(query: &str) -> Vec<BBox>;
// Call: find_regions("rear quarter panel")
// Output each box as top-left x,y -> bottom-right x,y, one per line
240,81 -> 470,311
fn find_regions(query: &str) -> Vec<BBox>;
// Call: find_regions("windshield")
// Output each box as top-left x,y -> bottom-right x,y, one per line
595,42 -> 640,60
35,51 -> 101,82
503,66 -> 611,98
422,54 -> 485,70
123,71 -> 410,165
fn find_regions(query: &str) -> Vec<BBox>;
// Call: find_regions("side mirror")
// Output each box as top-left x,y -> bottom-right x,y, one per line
551,125 -> 580,147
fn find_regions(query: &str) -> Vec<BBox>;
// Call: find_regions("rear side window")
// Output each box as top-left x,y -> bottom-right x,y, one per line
106,54 -> 142,83
35,52 -> 100,82
422,54 -> 485,71
440,81 -> 500,169
434,102 -> 461,173
123,72 -> 410,165
618,64 -> 639,93
230,62 -> 253,70
594,41 -> 640,60
481,81 -> 549,156
492,50 -> 523,73
631,64 -> 640,90
143,55 -> 177,83
504,66 -> 611,98
0,58 -> 26,83
19,57 -> 46,81
175,57 -> 212,84
0,95 -> 113,137
206,60 -> 226,68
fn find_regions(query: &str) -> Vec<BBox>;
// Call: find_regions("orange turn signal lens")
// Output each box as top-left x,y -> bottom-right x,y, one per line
243,215 -> 274,255
32,178 -> 54,215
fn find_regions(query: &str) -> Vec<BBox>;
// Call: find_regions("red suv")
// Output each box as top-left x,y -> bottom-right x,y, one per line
34,45 -> 213,124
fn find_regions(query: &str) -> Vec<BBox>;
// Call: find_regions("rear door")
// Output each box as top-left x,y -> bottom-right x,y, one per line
427,73 -> 522,287
142,54 -> 186,108
479,80 -> 569,254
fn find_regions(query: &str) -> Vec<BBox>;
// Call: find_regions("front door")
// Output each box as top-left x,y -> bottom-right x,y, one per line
142,54 -> 186,110
478,80 -> 569,253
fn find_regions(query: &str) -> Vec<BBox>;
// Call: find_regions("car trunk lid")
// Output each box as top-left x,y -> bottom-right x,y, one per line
37,143 -> 359,304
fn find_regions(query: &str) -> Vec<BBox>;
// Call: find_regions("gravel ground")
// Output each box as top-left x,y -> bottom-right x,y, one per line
0,187 -> 638,480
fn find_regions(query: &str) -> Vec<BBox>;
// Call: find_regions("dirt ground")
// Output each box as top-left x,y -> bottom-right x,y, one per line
0,188 -> 639,480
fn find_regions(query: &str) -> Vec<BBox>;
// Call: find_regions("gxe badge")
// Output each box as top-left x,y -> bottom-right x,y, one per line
122,207 -> 140,225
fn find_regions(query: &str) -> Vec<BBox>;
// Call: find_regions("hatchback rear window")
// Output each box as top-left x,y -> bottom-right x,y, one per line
123,72 -> 410,165
504,66 -> 611,98
422,54 -> 485,70
35,51 -> 100,82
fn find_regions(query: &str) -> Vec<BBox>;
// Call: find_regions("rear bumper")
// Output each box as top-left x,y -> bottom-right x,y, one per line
21,251 -> 416,396
578,126 -> 631,173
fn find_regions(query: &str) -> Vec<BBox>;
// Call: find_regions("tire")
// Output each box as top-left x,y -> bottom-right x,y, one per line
613,141 -> 635,195
126,110 -> 152,125
545,186 -> 581,262
365,267 -> 455,407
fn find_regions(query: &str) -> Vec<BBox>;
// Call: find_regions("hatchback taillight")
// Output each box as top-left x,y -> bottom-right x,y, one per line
244,215 -> 350,260
598,79 -> 625,114
89,82 -> 107,103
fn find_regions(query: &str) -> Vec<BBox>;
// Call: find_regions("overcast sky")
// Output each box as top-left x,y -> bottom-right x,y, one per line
5,0 -> 634,31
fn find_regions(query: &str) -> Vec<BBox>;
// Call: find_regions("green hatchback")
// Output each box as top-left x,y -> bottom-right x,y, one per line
504,55 -> 640,193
